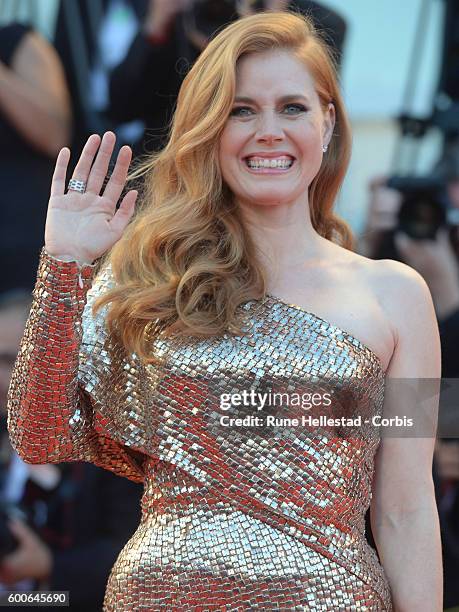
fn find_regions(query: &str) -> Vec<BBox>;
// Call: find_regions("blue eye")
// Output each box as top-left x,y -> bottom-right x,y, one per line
283,104 -> 307,114
230,106 -> 253,117
229,104 -> 307,117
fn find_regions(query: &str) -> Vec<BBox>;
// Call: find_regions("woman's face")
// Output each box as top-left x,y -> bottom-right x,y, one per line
218,49 -> 335,210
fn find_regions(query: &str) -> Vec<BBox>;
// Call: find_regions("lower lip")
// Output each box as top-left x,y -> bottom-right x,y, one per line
243,159 -> 295,174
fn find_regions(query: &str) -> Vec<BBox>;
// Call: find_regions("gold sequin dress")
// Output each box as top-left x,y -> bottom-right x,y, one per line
7,250 -> 393,611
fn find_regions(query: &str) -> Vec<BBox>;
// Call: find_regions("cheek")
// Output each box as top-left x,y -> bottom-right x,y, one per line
219,121 -> 249,156
218,144 -> 230,186
219,128 -> 246,180
295,122 -> 322,153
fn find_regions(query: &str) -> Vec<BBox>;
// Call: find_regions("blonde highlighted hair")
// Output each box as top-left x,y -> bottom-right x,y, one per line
94,10 -> 354,363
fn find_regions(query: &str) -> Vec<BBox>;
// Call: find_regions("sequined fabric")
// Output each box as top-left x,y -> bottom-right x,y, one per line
8,249 -> 393,611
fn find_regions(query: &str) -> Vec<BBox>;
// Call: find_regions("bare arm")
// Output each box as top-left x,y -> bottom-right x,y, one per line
0,30 -> 71,157
370,260 -> 442,611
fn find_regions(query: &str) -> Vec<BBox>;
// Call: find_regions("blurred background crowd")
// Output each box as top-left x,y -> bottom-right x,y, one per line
0,0 -> 458,610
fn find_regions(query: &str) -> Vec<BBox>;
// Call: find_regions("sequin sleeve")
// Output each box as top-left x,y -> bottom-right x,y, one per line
6,248 -> 145,483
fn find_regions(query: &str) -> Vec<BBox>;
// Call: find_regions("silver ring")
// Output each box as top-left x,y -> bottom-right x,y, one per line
68,179 -> 87,194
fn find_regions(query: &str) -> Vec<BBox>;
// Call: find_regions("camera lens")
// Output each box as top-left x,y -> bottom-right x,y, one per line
398,194 -> 446,240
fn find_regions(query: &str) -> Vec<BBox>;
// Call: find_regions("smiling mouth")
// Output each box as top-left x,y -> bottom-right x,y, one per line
243,157 -> 295,172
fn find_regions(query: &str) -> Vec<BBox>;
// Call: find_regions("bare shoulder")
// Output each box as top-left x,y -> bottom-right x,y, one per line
357,254 -> 429,291
351,254 -> 440,376
12,30 -> 51,66
330,243 -> 431,315
333,239 -> 425,292
12,29 -> 66,85
359,256 -> 433,315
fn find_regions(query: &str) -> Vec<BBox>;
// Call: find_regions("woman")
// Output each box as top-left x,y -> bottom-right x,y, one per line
7,11 -> 442,611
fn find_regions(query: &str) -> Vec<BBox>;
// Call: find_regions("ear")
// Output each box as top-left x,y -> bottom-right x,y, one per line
323,102 -> 336,148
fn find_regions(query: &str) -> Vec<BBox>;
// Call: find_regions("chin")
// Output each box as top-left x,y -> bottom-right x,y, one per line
241,189 -> 300,206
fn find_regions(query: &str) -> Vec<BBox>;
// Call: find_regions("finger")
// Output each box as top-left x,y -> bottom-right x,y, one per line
50,148 -> 71,196
103,145 -> 133,203
70,134 -> 102,184
86,131 -> 117,194
109,190 -> 138,237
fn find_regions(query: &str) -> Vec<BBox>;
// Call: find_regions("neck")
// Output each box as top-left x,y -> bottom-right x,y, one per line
237,196 -> 328,282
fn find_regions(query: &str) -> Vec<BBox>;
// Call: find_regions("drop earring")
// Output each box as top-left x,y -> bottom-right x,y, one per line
322,144 -> 328,153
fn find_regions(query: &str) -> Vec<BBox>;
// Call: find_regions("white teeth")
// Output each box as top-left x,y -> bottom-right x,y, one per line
246,158 -> 293,169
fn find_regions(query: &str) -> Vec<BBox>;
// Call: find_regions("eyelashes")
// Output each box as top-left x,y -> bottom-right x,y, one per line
229,104 -> 308,117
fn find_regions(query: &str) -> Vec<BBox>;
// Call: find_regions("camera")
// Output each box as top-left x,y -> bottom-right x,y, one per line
386,176 -> 449,240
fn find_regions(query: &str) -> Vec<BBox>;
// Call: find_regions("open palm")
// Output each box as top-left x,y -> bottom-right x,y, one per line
45,131 -> 138,265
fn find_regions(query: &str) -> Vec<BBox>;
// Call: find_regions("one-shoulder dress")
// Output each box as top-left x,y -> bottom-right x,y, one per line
7,249 -> 393,611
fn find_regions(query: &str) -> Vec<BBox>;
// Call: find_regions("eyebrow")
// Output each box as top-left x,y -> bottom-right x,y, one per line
233,94 -> 310,104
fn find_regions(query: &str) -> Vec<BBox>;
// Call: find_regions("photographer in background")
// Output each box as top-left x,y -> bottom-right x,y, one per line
359,157 -> 459,376
358,151 -> 459,610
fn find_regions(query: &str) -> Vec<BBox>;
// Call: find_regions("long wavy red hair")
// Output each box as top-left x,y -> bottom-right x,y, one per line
94,10 -> 353,363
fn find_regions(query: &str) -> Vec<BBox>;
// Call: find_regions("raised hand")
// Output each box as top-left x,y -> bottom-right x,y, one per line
44,131 -> 138,265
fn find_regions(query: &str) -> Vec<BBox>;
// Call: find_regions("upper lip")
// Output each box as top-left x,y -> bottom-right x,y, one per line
243,152 -> 295,159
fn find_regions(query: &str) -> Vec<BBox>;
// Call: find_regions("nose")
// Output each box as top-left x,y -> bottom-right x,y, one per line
255,110 -> 285,144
